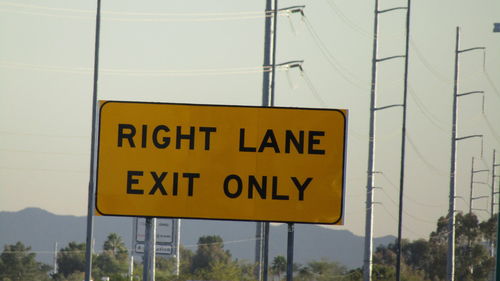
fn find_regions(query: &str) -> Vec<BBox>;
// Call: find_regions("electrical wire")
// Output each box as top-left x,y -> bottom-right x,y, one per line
0,166 -> 87,174
407,86 -> 449,132
377,204 -> 425,237
379,171 -> 447,208
484,70 -> 500,101
0,8 -> 273,22
0,61 -> 273,77
406,133 -> 449,176
0,130 -> 88,139
0,148 -> 88,156
410,39 -> 452,85
483,114 -> 500,145
0,1 -> 282,23
300,70 -> 327,107
1,236 -> 265,255
0,8 -> 90,20
376,176 -> 445,224
323,0 -> 371,37
302,15 -> 370,92
102,67 -> 271,77
0,1 -> 265,17
103,14 -> 270,23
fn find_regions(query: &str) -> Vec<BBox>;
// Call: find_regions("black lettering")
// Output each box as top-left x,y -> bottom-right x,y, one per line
141,125 -> 147,148
248,176 -> 267,199
199,127 -> 217,150
118,124 -> 136,147
271,176 -> 289,200
153,125 -> 170,149
127,171 -> 143,194
285,130 -> 304,154
239,128 -> 256,152
172,172 -> 179,196
183,173 -> 200,196
149,172 -> 168,195
176,126 -> 195,150
258,129 -> 280,153
291,177 -> 313,201
308,131 -> 325,155
223,174 -> 243,198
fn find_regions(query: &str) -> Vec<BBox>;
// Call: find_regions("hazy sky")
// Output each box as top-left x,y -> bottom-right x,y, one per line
1,0 -> 500,242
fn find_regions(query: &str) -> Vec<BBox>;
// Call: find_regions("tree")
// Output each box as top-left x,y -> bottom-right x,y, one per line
56,242 -> 86,278
196,260 -> 242,281
191,235 -> 231,272
271,256 -> 286,281
0,242 -> 51,281
371,212 -> 495,281
94,233 -> 129,281
103,233 -> 128,261
187,235 -> 246,281
294,258 -> 348,281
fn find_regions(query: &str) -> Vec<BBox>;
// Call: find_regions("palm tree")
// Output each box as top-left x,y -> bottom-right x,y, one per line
271,255 -> 287,281
103,233 -> 128,260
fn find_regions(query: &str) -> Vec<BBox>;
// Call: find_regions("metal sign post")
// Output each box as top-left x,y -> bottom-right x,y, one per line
142,218 -> 156,281
286,223 -> 295,281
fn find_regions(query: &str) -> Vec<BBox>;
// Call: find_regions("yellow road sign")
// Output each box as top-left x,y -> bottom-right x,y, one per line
96,101 -> 347,224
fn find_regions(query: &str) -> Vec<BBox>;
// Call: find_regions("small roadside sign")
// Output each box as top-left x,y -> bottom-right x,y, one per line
133,218 -> 175,256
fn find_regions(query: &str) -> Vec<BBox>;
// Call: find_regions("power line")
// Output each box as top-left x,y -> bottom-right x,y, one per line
0,8 -> 273,22
484,70 -> 500,101
0,1 -> 287,23
483,114 -> 500,145
0,148 -> 88,156
0,1 -> 264,16
378,204 -> 426,237
407,133 -> 449,176
300,70 -> 327,106
379,172 -> 447,208
323,0 -> 370,37
0,166 -> 87,174
0,61 -> 274,77
408,86 -> 449,132
409,40 -> 451,85
0,130 -> 88,139
302,15 -> 370,91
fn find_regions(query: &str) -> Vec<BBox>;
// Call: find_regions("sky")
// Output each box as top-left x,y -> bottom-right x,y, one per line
1,0 -> 500,244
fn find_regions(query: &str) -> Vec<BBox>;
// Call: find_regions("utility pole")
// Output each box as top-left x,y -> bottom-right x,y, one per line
259,2 -> 304,281
53,242 -> 58,275
468,157 -> 489,214
447,26 -> 485,281
363,1 -> 379,278
84,0 -> 101,280
175,219 -> 181,277
257,1 -> 273,278
259,2 -> 274,280
395,1 -> 411,281
491,150 -> 498,219
492,25 -> 500,281
129,256 -> 134,281
491,150 -> 500,280
364,1 -> 408,280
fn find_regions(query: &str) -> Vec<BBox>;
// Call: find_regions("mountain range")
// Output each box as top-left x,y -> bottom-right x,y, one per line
0,208 -> 395,269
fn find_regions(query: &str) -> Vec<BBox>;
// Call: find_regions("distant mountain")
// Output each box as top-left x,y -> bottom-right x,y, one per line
0,208 -> 394,269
